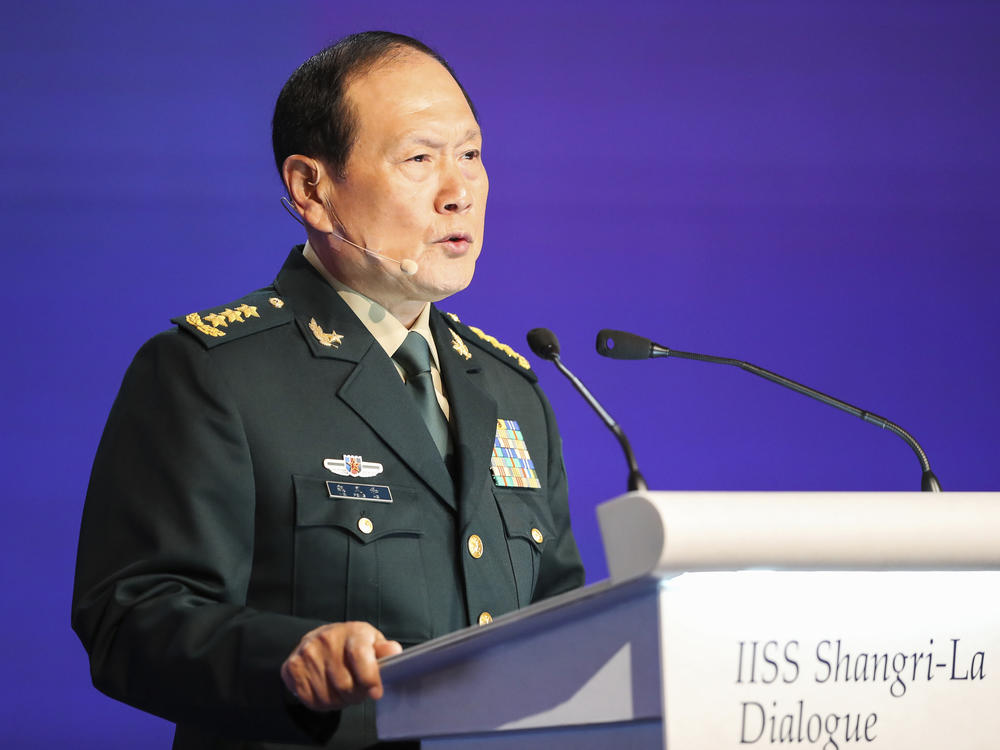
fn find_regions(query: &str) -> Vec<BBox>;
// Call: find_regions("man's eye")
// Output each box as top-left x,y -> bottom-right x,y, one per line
461,149 -> 481,160
409,154 -> 429,163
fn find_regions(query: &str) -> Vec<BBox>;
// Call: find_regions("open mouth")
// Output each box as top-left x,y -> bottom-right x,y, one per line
435,233 -> 473,253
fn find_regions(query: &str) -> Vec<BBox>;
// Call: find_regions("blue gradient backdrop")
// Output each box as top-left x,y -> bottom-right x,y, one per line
3,2 -> 997,746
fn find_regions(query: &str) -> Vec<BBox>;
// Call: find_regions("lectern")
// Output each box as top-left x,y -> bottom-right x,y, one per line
377,492 -> 1000,748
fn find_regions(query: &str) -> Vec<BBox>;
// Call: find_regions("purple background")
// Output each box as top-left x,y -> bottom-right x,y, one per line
3,1 -> 998,746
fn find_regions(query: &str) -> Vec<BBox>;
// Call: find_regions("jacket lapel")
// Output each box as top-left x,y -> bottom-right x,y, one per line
338,350 -> 457,510
431,309 -> 498,514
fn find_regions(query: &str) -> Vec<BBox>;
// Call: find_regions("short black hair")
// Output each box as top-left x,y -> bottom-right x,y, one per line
272,31 -> 478,181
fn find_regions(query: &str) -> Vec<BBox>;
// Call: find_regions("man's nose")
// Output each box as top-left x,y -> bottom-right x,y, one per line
436,163 -> 472,213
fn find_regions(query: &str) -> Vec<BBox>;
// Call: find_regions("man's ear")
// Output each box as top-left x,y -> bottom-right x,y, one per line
282,155 -> 334,233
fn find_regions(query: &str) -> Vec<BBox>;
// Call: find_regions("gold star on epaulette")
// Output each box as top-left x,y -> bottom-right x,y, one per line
203,312 -> 228,328
309,318 -> 344,348
183,301 -> 270,340
185,312 -> 226,337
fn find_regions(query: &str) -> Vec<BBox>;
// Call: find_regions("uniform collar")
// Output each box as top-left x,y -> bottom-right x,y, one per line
302,241 -> 439,370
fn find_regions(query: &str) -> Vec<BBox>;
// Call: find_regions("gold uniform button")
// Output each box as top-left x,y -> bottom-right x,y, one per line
358,517 -> 373,535
478,611 -> 493,625
531,527 -> 544,544
467,534 -> 484,559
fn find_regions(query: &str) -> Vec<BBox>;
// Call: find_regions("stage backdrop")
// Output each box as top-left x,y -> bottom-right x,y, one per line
3,1 -> 997,746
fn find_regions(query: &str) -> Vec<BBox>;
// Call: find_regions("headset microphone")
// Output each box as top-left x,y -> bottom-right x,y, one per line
279,195 -> 419,276
328,229 -> 419,277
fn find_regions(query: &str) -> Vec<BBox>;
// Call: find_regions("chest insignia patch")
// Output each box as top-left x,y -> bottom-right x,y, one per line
325,454 -> 384,478
309,318 -> 344,348
490,419 -> 541,489
450,328 -> 472,360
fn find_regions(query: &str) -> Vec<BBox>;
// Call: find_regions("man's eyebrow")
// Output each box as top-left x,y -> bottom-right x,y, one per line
400,128 -> 482,147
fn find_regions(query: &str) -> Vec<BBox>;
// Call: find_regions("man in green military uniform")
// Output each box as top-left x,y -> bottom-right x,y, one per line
72,31 -> 583,750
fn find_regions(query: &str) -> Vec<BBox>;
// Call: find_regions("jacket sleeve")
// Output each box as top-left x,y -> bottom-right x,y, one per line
71,330 -> 337,743
532,382 -> 586,601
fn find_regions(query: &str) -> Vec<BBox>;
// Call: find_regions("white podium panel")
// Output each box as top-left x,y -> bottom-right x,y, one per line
660,570 -> 1000,749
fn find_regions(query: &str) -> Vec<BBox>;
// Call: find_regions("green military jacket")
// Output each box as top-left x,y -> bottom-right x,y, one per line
72,247 -> 584,749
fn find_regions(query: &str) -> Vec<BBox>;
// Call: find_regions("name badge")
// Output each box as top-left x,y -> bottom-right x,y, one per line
326,481 -> 393,503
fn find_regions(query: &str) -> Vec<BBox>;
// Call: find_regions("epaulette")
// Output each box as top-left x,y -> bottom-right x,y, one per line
172,291 -> 293,349
443,312 -> 537,382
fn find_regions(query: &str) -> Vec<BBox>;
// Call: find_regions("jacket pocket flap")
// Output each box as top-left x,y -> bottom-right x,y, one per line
293,475 -> 425,543
494,490 -> 548,548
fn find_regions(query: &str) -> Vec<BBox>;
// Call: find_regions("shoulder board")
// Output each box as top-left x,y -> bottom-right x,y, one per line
444,312 -> 537,382
172,291 -> 293,348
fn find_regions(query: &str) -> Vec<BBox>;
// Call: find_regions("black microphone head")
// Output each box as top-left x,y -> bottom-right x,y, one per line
596,329 -> 654,360
526,328 -> 560,360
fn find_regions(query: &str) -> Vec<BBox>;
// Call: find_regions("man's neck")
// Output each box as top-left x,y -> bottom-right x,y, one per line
302,239 -> 426,328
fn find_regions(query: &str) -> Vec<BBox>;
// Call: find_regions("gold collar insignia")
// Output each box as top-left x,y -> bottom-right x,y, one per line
309,318 -> 344,348
450,328 -> 472,360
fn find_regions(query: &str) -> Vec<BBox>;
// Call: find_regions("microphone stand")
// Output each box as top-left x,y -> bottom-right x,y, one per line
653,345 -> 942,492
549,354 -> 648,493
596,329 -> 941,492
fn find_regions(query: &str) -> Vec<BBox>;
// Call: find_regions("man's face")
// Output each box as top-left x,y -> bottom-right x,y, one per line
324,50 -> 488,309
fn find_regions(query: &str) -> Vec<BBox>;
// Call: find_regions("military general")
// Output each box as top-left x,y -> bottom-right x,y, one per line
72,30 -> 584,750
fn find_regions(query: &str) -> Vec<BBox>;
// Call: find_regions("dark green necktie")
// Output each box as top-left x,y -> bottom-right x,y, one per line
393,331 -> 450,458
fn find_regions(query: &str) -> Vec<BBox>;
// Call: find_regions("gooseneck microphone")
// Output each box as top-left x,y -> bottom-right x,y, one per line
596,329 -> 942,492
280,195 -> 419,276
527,328 -> 647,492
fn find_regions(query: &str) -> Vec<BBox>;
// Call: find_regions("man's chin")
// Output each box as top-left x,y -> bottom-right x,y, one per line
413,265 -> 477,303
